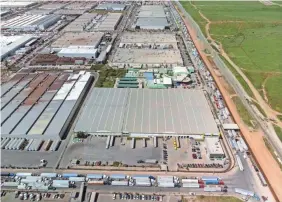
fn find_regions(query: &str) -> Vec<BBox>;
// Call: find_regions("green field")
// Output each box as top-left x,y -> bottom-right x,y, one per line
181,1 -> 282,111
187,196 -> 242,202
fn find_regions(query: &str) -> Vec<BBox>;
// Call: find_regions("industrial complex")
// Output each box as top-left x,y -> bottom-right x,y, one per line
1,71 -> 92,140
0,1 -> 278,202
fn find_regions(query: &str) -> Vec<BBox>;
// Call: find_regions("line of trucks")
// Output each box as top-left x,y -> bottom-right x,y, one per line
1,172 -> 227,192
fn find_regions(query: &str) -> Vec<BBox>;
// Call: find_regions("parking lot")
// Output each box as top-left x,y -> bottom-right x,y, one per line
0,140 -> 67,169
96,193 -> 165,202
0,191 -> 71,202
60,136 -> 162,168
165,138 -> 227,171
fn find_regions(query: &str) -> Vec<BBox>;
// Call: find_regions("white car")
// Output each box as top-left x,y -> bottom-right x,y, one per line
112,193 -> 116,200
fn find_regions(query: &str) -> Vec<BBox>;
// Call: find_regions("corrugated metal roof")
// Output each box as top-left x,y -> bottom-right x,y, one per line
53,81 -> 75,100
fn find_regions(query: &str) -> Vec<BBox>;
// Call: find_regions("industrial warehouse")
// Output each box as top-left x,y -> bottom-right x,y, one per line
133,5 -> 170,30
74,88 -> 219,138
111,49 -> 183,68
0,35 -> 36,60
95,3 -> 126,11
1,14 -> 61,31
1,71 -> 93,140
64,12 -> 122,32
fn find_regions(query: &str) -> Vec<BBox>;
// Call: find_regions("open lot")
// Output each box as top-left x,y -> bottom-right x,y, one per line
180,1 -> 282,112
184,196 -> 242,202
166,138 -> 227,171
60,137 -> 162,168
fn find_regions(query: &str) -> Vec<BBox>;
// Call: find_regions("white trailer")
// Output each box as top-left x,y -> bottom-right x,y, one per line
111,180 -> 128,186
234,188 -> 254,197
25,139 -> 34,151
158,182 -> 175,188
204,186 -> 222,192
106,136 -> 110,149
236,140 -> 245,153
131,138 -> 135,149
236,155 -> 244,171
153,137 -> 157,147
110,136 -> 115,147
69,177 -> 85,182
1,138 -> 10,149
182,179 -> 198,183
239,138 -> 248,151
182,183 -> 200,188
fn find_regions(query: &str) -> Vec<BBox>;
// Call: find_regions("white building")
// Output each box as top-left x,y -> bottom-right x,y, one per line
205,137 -> 225,159
58,48 -> 98,59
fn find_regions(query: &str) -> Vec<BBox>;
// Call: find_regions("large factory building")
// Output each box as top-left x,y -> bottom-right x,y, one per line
74,88 -> 219,140
1,71 -> 93,140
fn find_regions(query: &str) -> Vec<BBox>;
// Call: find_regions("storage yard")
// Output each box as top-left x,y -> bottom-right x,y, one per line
1,71 -> 93,140
1,14 -> 61,31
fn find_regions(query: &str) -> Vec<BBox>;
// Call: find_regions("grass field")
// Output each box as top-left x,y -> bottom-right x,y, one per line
180,1 -> 282,113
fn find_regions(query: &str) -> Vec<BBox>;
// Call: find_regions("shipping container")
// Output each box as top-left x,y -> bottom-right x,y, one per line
21,176 -> 42,183
62,173 -> 78,178
239,138 -> 248,151
257,172 -> 267,186
110,174 -> 126,180
1,138 -> 10,149
181,179 -> 198,184
158,182 -> 175,188
132,175 -> 151,180
52,180 -> 69,188
145,159 -> 158,164
1,172 -> 10,176
2,181 -> 19,187
204,186 -> 222,192
69,177 -> 85,182
234,188 -> 254,197
201,176 -> 219,181
88,180 -> 105,185
16,173 -> 32,177
25,139 -> 34,151
90,192 -> 97,202
40,173 -> 57,178
135,180 -> 151,187
44,139 -> 52,151
131,138 -> 135,149
182,183 -> 200,188
236,155 -> 244,171
111,180 -> 128,186
106,136 -> 110,149
157,176 -> 174,182
87,174 -> 103,179
153,137 -> 157,147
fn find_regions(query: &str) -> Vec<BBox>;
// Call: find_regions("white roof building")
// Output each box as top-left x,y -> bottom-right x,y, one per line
205,137 -> 225,158
57,48 -> 98,59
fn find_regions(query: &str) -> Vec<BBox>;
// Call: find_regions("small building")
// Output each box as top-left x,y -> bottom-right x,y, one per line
205,137 -> 225,159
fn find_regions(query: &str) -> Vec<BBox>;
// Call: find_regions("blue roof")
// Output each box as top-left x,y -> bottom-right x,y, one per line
144,72 -> 154,81
201,176 -> 219,181
86,174 -> 103,179
110,174 -> 126,179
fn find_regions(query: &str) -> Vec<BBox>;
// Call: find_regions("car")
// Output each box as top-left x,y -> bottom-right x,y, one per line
113,193 -> 116,200
142,195 -> 145,200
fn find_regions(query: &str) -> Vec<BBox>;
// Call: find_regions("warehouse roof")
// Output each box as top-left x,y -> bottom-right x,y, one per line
96,3 -> 126,10
135,17 -> 169,29
205,137 -> 224,155
74,88 -> 219,135
120,32 -> 177,45
51,32 -> 103,48
112,49 -> 183,66
58,48 -> 98,55
0,1 -> 36,7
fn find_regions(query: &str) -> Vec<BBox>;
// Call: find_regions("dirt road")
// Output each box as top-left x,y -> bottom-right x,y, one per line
196,5 -> 282,127
181,12 -> 282,201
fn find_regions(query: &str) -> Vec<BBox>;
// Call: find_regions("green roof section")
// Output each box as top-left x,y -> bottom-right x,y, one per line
118,81 -> 139,85
119,77 -> 137,81
117,83 -> 139,88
